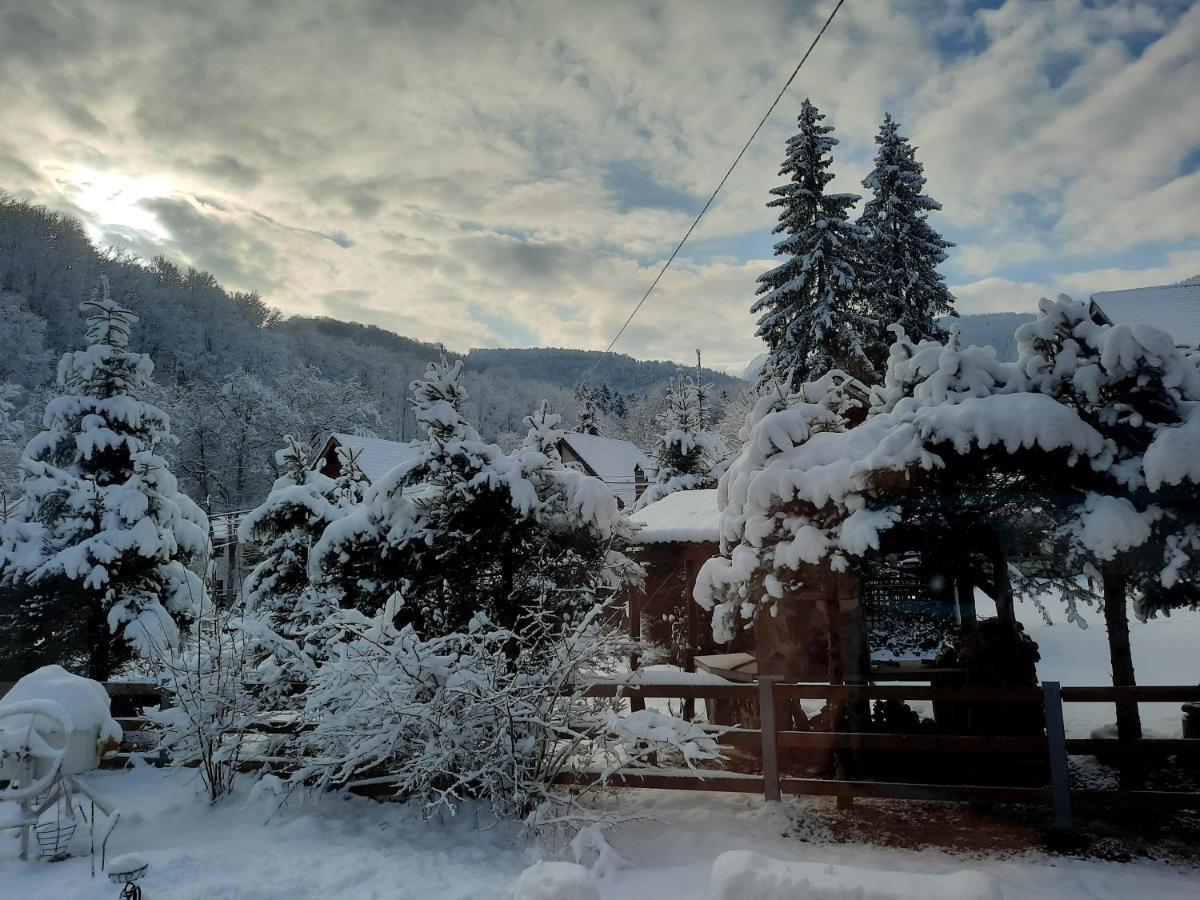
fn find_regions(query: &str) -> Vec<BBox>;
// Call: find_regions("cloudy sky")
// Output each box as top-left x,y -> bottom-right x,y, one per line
2,0 -> 1198,372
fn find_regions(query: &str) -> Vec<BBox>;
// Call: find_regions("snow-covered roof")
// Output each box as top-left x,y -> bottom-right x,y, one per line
629,488 -> 720,545
557,432 -> 653,507
323,433 -> 422,483
1090,283 -> 1200,348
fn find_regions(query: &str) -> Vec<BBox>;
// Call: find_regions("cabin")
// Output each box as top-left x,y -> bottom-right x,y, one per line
312,432 -> 423,483
555,431 -> 654,509
626,488 -> 730,674
624,487 -> 1021,691
1090,282 -> 1200,347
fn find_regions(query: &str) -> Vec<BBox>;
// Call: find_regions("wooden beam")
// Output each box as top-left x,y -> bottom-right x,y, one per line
758,677 -> 781,802
627,587 -> 644,713
721,730 -> 1046,754
780,778 -> 1052,805
552,770 -> 763,793
774,683 -> 1043,703
1060,686 -> 1200,702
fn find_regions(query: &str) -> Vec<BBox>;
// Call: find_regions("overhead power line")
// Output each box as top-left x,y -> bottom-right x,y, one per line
580,0 -> 848,385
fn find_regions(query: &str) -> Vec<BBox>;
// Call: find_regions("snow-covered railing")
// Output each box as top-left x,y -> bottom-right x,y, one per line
561,679 -> 1200,829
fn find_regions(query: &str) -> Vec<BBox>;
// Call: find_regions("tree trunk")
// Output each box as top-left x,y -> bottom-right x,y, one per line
1102,567 -> 1144,788
86,603 -> 112,682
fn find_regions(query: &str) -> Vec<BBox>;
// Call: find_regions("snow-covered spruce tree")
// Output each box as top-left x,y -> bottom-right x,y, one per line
0,279 -> 209,680
857,114 -> 956,362
313,358 -> 640,637
752,99 -> 876,389
635,370 -> 725,510
574,385 -> 604,436
236,435 -> 352,694
522,399 -> 564,459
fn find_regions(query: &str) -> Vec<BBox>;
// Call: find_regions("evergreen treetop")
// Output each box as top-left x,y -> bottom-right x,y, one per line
858,113 -> 956,355
752,99 -> 877,389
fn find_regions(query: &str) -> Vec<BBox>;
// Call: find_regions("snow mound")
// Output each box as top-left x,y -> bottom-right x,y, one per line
511,861 -> 599,900
710,851 -> 1001,900
0,665 -> 121,745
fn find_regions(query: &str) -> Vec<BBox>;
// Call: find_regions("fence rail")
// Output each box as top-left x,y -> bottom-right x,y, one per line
5,679 -> 1198,826
570,678 -> 1200,826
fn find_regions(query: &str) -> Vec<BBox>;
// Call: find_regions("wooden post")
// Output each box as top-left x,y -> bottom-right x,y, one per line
759,677 -> 781,802
683,558 -> 699,721
628,589 -> 645,713
1042,681 -> 1073,830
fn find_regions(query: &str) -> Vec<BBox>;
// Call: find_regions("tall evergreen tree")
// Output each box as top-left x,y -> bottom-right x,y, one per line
0,279 -> 209,679
636,370 -> 724,510
574,385 -> 604,436
752,99 -> 876,389
237,436 -> 353,695
858,114 -> 956,362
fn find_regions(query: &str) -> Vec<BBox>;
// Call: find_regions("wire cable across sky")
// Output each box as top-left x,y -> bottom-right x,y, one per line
580,0 -> 848,384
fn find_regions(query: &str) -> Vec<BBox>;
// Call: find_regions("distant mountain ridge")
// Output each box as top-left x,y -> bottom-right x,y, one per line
465,346 -> 745,394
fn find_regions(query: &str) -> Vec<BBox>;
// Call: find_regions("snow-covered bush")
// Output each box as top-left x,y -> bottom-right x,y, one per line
295,600 -> 721,830
150,603 -> 292,802
0,279 -> 210,679
313,358 -> 641,637
238,436 -> 355,697
635,371 -> 725,510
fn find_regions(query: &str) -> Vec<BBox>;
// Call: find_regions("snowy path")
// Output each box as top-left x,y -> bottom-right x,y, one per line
2,767 -> 1197,899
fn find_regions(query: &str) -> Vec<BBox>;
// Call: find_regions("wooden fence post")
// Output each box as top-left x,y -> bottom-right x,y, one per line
1042,680 -> 1073,829
759,676 -> 781,802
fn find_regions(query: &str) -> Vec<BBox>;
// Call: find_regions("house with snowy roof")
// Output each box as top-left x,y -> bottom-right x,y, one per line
1090,282 -> 1200,348
313,432 -> 423,483
555,431 -> 654,509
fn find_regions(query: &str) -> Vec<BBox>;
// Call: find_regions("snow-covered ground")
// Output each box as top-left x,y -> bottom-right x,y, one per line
1002,595 -> 1200,737
3,604 -> 1197,898
2,765 -> 1197,899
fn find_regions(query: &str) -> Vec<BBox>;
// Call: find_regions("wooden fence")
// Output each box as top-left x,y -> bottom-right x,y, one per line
570,679 -> 1200,828
5,679 -> 1198,828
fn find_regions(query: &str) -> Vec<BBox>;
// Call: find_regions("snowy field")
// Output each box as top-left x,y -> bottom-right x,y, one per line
1000,595 -> 1200,737
2,765 -> 1198,899
3,604 -> 1198,899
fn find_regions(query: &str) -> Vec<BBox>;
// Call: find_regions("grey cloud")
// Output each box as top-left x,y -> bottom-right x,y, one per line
307,176 -> 387,219
140,196 -> 278,293
54,99 -> 108,136
0,149 -> 40,186
0,0 -> 1196,358
183,155 -> 262,189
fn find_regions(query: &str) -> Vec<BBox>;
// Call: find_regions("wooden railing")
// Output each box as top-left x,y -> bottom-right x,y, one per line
6,679 -> 1198,827
571,679 -> 1200,827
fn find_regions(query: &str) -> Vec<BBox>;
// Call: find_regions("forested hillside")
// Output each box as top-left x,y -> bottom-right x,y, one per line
465,347 -> 744,395
0,197 -> 738,512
